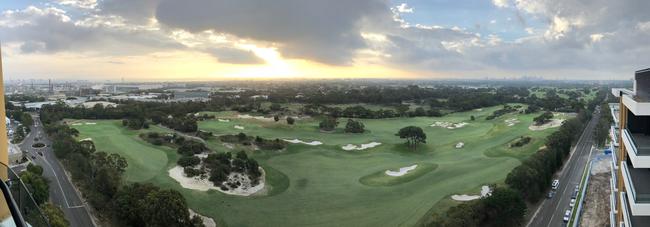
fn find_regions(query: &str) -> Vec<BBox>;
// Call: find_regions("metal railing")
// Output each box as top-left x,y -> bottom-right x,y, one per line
0,162 -> 51,227
622,162 -> 638,204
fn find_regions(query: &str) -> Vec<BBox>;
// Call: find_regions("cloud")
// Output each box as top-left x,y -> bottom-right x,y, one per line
155,0 -> 390,65
492,0 -> 510,8
396,3 -> 414,13
207,47 -> 264,64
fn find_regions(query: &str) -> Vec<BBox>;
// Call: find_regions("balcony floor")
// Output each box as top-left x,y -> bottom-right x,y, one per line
628,164 -> 650,202
631,133 -> 650,155
624,192 -> 650,226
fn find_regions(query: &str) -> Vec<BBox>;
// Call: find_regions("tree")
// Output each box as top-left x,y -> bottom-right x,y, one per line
396,126 -> 426,150
41,203 -> 70,227
273,115 -> 280,122
286,117 -> 295,125
20,170 -> 49,205
470,115 -> 475,121
344,119 -> 365,133
533,111 -> 553,125
319,117 -> 338,131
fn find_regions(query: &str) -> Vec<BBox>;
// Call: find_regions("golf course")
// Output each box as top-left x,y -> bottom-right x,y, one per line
70,104 -> 567,226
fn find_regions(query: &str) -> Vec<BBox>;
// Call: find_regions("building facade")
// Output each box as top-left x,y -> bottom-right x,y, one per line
612,68 -> 650,226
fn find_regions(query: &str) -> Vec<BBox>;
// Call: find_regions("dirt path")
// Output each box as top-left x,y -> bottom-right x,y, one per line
579,155 -> 611,227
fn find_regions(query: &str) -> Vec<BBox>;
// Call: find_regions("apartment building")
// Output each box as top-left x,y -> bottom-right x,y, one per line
612,68 -> 650,226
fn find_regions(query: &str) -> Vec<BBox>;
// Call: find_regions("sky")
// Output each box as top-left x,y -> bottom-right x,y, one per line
0,0 -> 648,81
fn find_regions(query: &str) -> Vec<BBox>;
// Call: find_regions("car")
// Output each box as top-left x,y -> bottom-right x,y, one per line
37,151 -> 43,156
563,210 -> 571,222
575,185 -> 579,192
569,199 -> 576,207
552,179 -> 560,190
546,191 -> 556,199
31,155 -> 36,159
571,190 -> 578,199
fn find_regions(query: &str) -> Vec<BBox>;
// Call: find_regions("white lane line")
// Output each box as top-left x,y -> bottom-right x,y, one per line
39,155 -> 78,208
68,205 -> 85,209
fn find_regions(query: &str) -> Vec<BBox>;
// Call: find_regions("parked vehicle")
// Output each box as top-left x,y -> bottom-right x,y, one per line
563,210 -> 571,222
569,198 -> 576,208
571,190 -> 578,199
552,179 -> 560,190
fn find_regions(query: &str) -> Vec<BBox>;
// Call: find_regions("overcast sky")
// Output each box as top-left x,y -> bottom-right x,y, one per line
0,0 -> 647,81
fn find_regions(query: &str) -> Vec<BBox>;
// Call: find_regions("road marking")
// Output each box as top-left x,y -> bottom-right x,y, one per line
68,205 -> 85,209
39,155 -> 80,208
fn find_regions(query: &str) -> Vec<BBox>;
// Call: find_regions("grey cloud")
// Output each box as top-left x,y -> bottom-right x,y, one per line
207,47 -> 264,64
154,0 -> 390,65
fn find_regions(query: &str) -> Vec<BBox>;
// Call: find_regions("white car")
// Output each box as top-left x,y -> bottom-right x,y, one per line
552,179 -> 560,190
569,199 -> 576,207
563,210 -> 571,222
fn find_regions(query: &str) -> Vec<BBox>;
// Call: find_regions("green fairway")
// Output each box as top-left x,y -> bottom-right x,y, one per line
70,104 -> 566,227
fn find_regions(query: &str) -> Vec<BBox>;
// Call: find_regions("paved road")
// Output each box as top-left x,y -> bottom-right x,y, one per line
527,108 -> 601,227
18,114 -> 95,227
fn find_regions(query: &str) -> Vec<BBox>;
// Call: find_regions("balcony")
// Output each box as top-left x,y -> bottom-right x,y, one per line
621,161 -> 650,216
621,190 -> 650,227
612,126 -> 620,147
622,129 -> 650,168
610,103 -> 620,126
622,94 -> 650,116
0,162 -> 50,227
613,88 -> 635,98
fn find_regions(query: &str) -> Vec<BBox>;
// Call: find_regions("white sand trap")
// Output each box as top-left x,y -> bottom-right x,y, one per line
504,118 -> 520,127
71,123 -> 82,126
80,138 -> 92,142
85,122 -> 97,125
234,125 -> 245,130
529,119 -> 565,131
341,142 -> 382,151
237,114 -> 274,121
451,185 -> 492,201
217,119 -> 230,122
189,209 -> 216,227
430,121 -> 468,129
385,164 -> 418,177
475,108 -> 483,112
455,142 -> 464,149
283,139 -> 322,146
223,143 -> 234,149
168,166 -> 265,196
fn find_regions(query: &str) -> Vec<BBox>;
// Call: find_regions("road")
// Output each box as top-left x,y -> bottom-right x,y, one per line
527,108 -> 601,227
18,114 -> 95,227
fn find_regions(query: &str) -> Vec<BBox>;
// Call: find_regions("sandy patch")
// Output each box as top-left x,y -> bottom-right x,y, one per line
85,122 -> 96,125
71,123 -> 82,126
451,185 -> 492,201
430,121 -> 468,129
189,209 -> 216,227
168,166 -> 265,196
237,114 -> 274,121
234,125 -> 245,130
475,108 -> 483,112
385,165 -> 418,177
283,139 -> 322,146
80,138 -> 92,142
504,118 -> 520,127
341,142 -> 382,151
455,142 -> 464,149
529,119 -> 565,131
223,143 -> 234,149
217,119 -> 230,122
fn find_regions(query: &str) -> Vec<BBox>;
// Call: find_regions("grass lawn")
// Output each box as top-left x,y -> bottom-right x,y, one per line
70,104 -> 567,227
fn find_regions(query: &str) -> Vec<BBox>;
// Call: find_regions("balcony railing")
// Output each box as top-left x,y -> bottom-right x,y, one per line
623,129 -> 650,156
0,162 -> 50,227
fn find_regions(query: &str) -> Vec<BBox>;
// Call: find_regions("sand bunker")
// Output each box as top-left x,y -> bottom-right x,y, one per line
237,114 -> 274,121
234,125 -> 245,130
283,139 -> 323,146
430,121 -> 468,129
71,123 -> 82,126
85,122 -> 96,125
504,118 -> 520,127
80,138 -> 92,142
529,119 -> 565,131
341,142 -> 382,151
168,166 -> 265,196
455,142 -> 464,149
385,164 -> 418,177
451,185 -> 492,201
189,209 -> 216,227
217,119 -> 230,122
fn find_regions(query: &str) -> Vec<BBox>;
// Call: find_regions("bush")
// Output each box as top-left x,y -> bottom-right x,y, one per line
344,119 -> 365,133
177,156 -> 201,167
